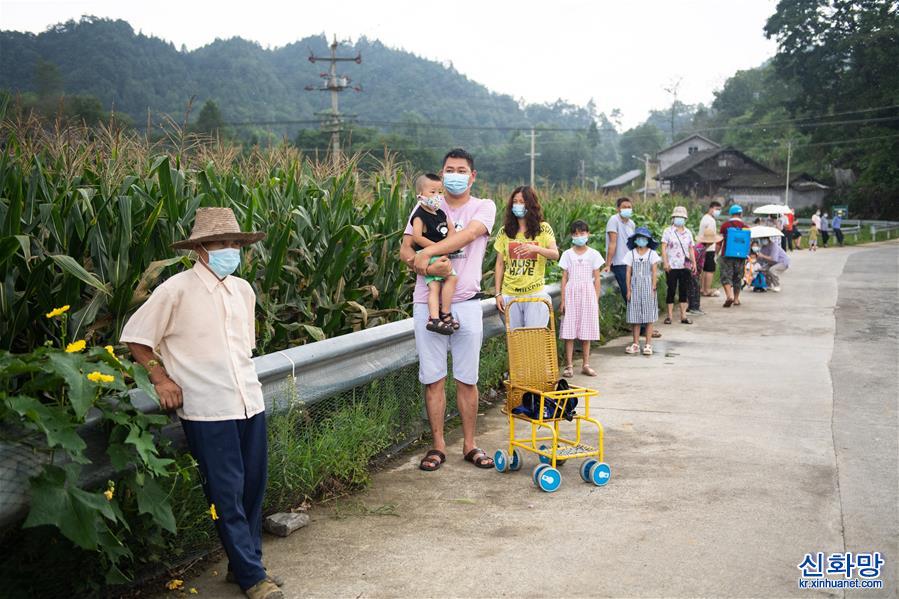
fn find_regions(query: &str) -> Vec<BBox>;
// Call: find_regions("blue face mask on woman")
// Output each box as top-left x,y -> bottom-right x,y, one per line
634,237 -> 649,248
443,173 -> 470,195
620,208 -> 633,219
206,247 -> 241,278
511,204 -> 527,218
673,217 -> 686,227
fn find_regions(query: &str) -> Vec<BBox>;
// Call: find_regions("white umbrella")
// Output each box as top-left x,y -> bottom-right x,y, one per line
753,204 -> 794,215
751,225 -> 784,239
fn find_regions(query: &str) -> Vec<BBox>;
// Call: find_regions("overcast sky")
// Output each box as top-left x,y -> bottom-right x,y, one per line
0,0 -> 780,129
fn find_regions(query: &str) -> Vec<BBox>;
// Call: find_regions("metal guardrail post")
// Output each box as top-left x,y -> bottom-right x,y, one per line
871,225 -> 877,241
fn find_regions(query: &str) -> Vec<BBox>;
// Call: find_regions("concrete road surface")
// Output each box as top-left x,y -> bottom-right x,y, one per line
178,242 -> 898,598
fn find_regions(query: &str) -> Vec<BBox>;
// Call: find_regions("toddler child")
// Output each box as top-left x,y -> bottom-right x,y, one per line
410,173 -> 458,335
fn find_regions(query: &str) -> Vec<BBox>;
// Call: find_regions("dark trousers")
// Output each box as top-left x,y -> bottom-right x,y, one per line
834,228 -> 844,245
612,264 -> 645,335
781,233 -> 789,251
181,412 -> 268,591
821,230 -> 830,246
687,271 -> 701,311
665,268 -> 690,305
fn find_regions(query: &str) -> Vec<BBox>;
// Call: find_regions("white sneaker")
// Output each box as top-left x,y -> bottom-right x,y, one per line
770,286 -> 781,292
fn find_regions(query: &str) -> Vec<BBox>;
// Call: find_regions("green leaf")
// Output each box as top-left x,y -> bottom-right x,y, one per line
301,324 -> 326,342
4,395 -> 88,461
136,476 -> 176,533
23,465 -> 100,550
46,353 -> 94,419
49,254 -> 111,296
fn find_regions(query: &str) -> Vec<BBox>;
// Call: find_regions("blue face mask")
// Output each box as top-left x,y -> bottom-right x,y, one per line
511,204 -> 527,218
634,237 -> 649,248
443,172 -> 470,195
620,208 -> 633,219
206,247 -> 241,278
571,235 -> 588,246
673,217 -> 686,227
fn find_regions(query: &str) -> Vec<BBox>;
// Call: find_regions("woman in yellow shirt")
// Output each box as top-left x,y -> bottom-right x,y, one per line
494,186 -> 560,329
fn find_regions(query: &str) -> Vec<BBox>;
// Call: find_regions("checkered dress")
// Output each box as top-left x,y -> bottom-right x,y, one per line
626,250 -> 658,325
560,250 -> 600,341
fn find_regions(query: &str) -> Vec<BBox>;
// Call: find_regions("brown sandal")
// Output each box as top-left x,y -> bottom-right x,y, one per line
420,449 -> 446,471
464,448 -> 494,469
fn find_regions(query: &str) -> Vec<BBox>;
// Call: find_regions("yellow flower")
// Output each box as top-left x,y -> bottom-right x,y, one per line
166,579 -> 184,590
87,371 -> 115,384
104,489 -> 114,501
209,503 -> 219,521
65,339 -> 86,353
189,589 -> 198,595
104,345 -> 121,362
45,305 -> 70,319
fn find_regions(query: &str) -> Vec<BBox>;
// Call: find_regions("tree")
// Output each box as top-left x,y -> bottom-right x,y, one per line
34,59 -> 62,99
617,124 -> 665,174
195,99 -> 224,136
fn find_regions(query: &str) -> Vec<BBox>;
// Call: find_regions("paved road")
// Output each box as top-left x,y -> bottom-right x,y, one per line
181,242 -> 898,598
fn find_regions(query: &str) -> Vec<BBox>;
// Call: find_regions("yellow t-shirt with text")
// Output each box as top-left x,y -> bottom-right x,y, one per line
494,222 -> 556,295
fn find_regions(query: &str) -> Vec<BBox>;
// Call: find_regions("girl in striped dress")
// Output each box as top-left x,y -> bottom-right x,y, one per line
559,220 -> 605,377
624,227 -> 661,356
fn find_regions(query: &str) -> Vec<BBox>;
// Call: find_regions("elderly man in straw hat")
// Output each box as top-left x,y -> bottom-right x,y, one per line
121,208 -> 283,599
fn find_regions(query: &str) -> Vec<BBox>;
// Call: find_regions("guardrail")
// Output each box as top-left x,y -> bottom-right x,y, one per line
0,274 -> 618,529
789,218 -> 899,242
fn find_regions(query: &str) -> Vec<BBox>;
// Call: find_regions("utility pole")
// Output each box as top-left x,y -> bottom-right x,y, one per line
526,128 -> 540,187
663,77 -> 682,144
642,153 -> 650,201
579,160 -> 586,189
784,139 -> 792,208
306,36 -> 362,166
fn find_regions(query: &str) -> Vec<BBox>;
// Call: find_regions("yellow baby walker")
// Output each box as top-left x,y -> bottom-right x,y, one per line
493,297 -> 611,492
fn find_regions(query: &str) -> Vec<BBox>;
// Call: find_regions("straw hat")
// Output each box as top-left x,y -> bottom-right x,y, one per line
172,207 -> 265,250
696,228 -> 723,244
671,206 -> 688,219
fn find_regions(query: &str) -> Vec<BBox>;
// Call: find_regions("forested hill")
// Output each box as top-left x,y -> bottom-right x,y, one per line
0,17 -> 593,141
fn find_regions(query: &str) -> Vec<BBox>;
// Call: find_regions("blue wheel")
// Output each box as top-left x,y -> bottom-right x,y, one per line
589,462 -> 612,486
536,466 -> 562,493
532,463 -> 549,486
538,444 -> 551,465
494,449 -> 509,473
580,459 -> 598,483
509,448 -> 523,471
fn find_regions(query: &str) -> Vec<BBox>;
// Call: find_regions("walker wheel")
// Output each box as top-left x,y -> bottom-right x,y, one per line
532,464 -> 549,486
509,448 -> 523,471
536,466 -> 562,493
580,459 -> 597,483
589,462 -> 612,486
494,449 -> 509,473
538,444 -> 551,465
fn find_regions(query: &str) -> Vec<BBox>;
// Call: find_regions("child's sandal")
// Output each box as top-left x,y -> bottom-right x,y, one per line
440,312 -> 460,330
625,343 -> 640,354
426,317 -> 454,335
562,365 -> 574,378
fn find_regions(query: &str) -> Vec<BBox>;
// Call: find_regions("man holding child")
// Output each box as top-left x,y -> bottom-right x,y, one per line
400,149 -> 497,472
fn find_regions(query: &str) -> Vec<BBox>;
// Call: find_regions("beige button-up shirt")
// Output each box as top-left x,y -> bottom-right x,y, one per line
121,262 -> 264,421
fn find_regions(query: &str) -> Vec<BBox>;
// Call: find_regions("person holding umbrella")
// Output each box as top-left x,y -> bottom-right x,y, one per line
756,232 -> 791,291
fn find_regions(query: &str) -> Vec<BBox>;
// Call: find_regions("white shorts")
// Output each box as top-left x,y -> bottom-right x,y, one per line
413,300 -> 483,386
502,291 -> 551,330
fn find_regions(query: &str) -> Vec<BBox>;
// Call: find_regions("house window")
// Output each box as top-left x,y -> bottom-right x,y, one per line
718,158 -> 728,167
688,146 -> 699,155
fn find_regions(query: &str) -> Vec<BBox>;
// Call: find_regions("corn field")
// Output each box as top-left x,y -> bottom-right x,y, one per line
0,114 -> 703,355
0,115 -> 422,354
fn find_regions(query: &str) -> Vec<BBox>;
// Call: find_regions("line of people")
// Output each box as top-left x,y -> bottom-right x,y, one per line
115,147 -> 794,599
